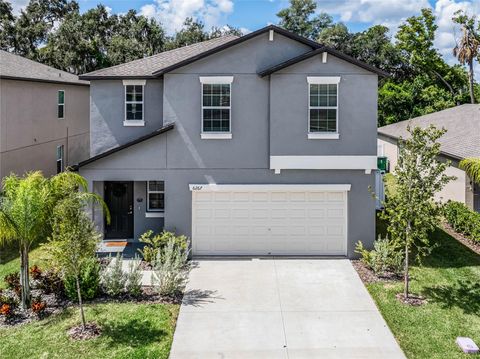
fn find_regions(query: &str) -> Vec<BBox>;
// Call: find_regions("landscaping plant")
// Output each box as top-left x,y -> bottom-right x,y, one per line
152,238 -> 190,297
355,237 -> 404,276
139,230 -> 189,264
459,157 -> 480,184
381,125 -> 454,299
101,253 -> 127,297
45,192 -> 106,330
125,258 -> 143,298
443,201 -> 480,242
64,258 -> 100,301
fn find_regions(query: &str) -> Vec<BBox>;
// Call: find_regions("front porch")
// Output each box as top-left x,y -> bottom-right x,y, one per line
96,240 -> 147,259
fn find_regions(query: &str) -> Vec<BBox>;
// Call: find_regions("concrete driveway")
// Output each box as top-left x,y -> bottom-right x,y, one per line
170,258 -> 405,359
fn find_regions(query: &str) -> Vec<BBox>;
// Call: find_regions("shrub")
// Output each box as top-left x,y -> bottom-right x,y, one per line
355,237 -> 404,276
64,258 -> 100,301
31,296 -> 47,317
383,173 -> 398,200
443,201 -> 480,242
101,253 -> 127,297
139,230 -> 189,264
37,269 -> 64,297
152,239 -> 189,296
4,272 -> 21,297
0,303 -> 14,318
29,265 -> 42,281
125,258 -> 143,298
0,290 -> 17,310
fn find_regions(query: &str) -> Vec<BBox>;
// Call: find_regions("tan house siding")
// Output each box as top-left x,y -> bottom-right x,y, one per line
0,78 -> 89,178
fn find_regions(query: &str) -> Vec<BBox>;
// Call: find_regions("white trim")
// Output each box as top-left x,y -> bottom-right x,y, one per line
308,133 -> 339,140
199,76 -> 234,84
145,212 -> 164,218
307,76 -> 341,84
123,120 -> 145,127
57,90 -> 65,119
269,30 -> 274,41
269,155 -> 377,171
201,133 -> 232,140
322,52 -> 328,63
122,79 -> 146,86
189,184 -> 351,192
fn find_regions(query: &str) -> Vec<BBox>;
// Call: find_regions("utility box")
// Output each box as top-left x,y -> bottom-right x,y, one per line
377,156 -> 388,172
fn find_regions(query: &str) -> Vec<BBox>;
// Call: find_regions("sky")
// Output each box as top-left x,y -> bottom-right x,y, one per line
9,0 -> 480,76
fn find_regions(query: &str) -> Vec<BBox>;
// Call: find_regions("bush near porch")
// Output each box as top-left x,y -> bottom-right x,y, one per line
359,217 -> 480,359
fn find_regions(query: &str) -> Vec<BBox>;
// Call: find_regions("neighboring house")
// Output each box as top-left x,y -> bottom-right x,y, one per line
0,50 -> 90,178
378,104 -> 480,212
75,25 -> 387,258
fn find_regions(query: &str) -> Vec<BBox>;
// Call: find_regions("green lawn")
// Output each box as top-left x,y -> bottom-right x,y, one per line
0,302 -> 179,359
369,219 -> 480,359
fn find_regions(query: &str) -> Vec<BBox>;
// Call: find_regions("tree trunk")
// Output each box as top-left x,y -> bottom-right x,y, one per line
404,223 -> 411,299
76,275 -> 86,330
433,70 -> 457,104
468,61 -> 475,104
19,244 -> 31,310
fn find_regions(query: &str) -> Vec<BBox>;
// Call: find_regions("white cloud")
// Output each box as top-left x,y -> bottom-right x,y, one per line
140,0 -> 234,34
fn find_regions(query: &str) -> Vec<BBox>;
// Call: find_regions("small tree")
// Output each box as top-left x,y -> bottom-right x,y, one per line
46,193 -> 107,329
382,125 -> 454,298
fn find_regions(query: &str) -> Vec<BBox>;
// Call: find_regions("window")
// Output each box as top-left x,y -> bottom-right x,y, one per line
147,181 -> 164,212
307,77 -> 340,139
200,77 -> 233,139
56,145 -> 64,173
123,80 -> 146,126
58,90 -> 65,119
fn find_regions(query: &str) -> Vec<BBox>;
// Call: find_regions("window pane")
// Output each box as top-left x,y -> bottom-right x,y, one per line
318,95 -> 328,106
328,95 -> 337,106
310,84 -> 319,96
328,84 -> 337,95
126,85 -> 143,102
149,181 -> 164,192
126,103 -> 143,120
148,193 -> 164,210
58,104 -> 64,118
319,84 -> 328,95
310,109 -> 336,132
58,91 -> 64,104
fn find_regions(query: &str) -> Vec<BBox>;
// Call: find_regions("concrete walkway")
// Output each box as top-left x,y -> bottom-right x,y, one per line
170,258 -> 405,359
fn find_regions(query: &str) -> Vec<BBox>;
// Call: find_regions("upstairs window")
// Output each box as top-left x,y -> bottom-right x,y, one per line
58,90 -> 65,119
147,181 -> 164,212
123,80 -> 146,126
200,77 -> 233,139
56,145 -> 64,173
307,77 -> 340,139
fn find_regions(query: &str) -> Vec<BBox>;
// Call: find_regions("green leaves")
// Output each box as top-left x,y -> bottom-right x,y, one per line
459,158 -> 480,184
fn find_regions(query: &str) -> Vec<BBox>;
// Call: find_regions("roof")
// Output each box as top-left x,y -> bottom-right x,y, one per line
79,35 -> 239,80
0,50 -> 89,85
258,47 -> 389,77
73,122 -> 175,169
80,25 -> 386,80
378,104 -> 480,160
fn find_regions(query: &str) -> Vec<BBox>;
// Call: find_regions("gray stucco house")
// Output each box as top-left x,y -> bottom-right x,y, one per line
0,50 -> 90,178
378,104 -> 480,212
76,25 -> 386,258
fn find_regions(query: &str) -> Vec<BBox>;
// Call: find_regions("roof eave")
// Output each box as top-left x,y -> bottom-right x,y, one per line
72,122 -> 175,170
0,75 -> 89,86
78,74 -> 157,81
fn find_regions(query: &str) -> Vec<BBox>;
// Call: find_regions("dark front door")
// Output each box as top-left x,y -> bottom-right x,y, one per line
104,181 -> 134,239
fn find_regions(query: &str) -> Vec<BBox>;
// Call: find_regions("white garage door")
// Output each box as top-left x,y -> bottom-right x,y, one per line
190,184 -> 349,256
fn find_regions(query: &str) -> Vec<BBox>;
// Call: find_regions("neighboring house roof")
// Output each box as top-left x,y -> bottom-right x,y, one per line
378,104 -> 480,160
72,122 -> 175,169
258,47 -> 389,77
0,50 -> 89,86
79,25 -> 386,80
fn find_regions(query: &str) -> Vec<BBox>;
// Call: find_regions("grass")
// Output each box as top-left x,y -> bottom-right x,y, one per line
369,217 -> 480,359
0,302 -> 179,359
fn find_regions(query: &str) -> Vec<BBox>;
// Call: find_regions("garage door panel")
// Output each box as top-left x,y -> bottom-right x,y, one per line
192,188 -> 347,256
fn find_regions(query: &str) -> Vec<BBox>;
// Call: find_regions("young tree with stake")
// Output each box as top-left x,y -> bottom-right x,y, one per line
382,125 -> 454,299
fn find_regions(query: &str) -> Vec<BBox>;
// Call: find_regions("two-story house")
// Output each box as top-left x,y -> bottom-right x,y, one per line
76,25 -> 387,258
0,50 -> 90,178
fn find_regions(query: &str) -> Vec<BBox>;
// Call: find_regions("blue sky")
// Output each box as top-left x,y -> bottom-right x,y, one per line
10,0 -> 480,74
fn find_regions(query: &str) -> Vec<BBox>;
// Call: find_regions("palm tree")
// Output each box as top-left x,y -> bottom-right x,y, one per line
0,171 -> 108,310
453,12 -> 479,104
460,158 -> 480,184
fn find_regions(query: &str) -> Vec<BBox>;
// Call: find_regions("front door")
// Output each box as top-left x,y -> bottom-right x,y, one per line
104,181 -> 134,239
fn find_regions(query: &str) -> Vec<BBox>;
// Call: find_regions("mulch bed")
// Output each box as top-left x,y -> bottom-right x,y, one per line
68,322 -> 102,340
351,260 -> 401,284
396,293 -> 427,306
441,222 -> 480,255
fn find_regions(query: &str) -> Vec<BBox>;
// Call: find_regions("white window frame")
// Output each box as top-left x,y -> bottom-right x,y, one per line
58,90 -> 65,119
307,77 -> 340,140
200,76 -> 233,139
147,180 -> 164,212
123,80 -> 146,127
56,145 -> 64,173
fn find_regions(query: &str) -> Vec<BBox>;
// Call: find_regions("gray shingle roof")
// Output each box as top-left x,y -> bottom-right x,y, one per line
0,50 -> 88,85
80,35 -> 239,79
378,104 -> 480,159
